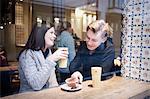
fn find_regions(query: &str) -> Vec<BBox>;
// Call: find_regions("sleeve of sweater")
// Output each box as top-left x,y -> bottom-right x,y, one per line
19,50 -> 57,91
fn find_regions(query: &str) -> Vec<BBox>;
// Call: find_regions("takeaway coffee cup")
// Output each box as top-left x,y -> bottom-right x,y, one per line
58,47 -> 68,68
91,67 -> 102,87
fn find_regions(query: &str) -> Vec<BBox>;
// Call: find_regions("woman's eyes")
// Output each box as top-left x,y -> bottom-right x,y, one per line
50,31 -> 55,34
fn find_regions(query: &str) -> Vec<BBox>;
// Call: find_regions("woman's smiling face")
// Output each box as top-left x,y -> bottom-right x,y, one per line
44,27 -> 56,48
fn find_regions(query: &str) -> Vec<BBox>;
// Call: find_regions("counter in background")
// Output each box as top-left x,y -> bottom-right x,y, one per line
0,62 -> 19,97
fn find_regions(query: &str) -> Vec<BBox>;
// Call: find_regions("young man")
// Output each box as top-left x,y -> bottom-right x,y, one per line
70,20 -> 115,83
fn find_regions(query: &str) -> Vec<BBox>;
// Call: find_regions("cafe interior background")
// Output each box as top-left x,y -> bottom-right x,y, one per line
0,0 -> 149,97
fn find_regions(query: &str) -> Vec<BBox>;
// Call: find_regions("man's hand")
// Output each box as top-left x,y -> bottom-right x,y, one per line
114,57 -> 121,66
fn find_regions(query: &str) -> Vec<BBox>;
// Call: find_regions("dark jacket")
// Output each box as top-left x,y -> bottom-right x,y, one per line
70,40 -> 115,80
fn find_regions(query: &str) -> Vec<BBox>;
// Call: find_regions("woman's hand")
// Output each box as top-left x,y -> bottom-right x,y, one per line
71,71 -> 83,84
48,48 -> 68,62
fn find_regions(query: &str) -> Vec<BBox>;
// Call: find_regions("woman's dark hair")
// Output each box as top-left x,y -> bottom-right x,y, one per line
17,22 -> 54,60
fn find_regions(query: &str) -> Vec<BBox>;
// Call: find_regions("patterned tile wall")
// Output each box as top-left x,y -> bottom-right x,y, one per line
121,0 -> 150,82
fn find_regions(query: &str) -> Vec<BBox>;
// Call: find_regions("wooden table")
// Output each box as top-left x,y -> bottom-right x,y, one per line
1,76 -> 150,99
0,66 -> 18,72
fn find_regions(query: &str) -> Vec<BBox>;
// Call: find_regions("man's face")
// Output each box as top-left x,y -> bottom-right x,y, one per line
85,29 -> 102,51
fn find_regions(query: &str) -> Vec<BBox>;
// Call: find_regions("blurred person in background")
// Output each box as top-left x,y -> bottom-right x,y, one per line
55,21 -> 76,83
0,47 -> 8,66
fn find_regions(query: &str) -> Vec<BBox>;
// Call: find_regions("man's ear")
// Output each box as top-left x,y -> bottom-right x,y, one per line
102,23 -> 108,32
101,32 -> 108,43
104,32 -> 108,37
102,23 -> 113,37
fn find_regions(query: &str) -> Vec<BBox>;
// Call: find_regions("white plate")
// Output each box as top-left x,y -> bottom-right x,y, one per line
60,83 -> 82,92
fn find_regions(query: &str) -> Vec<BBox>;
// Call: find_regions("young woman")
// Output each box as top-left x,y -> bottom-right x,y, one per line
18,22 -> 68,93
